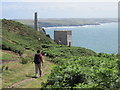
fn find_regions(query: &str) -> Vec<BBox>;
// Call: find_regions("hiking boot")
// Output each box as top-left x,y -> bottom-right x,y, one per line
32,76 -> 38,78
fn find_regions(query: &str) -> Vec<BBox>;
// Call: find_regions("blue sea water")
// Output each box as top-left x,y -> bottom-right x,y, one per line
44,22 -> 118,54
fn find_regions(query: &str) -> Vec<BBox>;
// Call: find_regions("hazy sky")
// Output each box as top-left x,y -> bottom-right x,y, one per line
1,0 -> 119,2
1,1 -> 118,19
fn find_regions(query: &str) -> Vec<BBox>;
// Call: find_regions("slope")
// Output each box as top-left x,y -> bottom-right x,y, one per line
2,19 -> 119,89
2,19 -> 56,55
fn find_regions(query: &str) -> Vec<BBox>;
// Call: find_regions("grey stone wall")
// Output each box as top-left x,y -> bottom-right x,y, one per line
54,30 -> 72,46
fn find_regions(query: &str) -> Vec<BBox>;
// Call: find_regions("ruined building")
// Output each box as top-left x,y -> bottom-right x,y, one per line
34,12 -> 46,34
34,12 -> 39,31
34,12 -> 72,46
54,30 -> 72,46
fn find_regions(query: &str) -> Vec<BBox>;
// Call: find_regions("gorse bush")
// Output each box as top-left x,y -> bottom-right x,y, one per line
42,45 -> 119,89
44,56 -> 119,89
20,56 -> 33,64
20,58 -> 30,64
42,45 -> 96,58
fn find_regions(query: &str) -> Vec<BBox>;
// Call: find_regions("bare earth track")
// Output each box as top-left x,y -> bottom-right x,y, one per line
8,61 -> 52,88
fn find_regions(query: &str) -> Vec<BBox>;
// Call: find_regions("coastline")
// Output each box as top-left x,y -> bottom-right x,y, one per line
43,22 -> 117,29
44,22 -> 118,54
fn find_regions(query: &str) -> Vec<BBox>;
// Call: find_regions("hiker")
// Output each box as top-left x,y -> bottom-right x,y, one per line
34,50 -> 44,77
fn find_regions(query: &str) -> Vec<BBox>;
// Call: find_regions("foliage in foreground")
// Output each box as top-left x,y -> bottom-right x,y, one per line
42,45 -> 120,89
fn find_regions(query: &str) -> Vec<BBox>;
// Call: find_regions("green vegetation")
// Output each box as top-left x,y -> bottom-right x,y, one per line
1,50 -> 20,60
41,45 -> 119,89
41,45 -> 96,64
2,19 -> 55,55
1,19 -> 56,88
1,19 -> 119,89
2,56 -> 56,88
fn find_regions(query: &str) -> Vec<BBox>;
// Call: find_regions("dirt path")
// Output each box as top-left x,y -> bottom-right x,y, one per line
9,61 -> 52,88
2,50 -> 19,56
1,50 -> 20,64
2,59 -> 19,64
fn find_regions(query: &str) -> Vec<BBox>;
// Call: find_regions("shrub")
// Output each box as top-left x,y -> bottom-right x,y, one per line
43,53 -> 119,89
20,57 -> 32,64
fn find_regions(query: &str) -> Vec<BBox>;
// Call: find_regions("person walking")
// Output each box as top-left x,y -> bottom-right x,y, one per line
34,50 -> 44,78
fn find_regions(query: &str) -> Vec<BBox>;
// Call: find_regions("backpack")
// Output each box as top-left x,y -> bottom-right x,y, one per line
34,53 -> 41,64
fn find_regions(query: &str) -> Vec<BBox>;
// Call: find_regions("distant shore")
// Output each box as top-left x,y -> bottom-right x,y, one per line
43,22 -> 117,29
15,18 -> 117,28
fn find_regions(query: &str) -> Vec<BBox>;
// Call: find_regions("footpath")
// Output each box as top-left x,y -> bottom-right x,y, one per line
9,60 -> 54,88
2,57 -> 55,88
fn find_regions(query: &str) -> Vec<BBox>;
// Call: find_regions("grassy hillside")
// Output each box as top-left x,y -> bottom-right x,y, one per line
1,19 -> 119,89
2,19 -> 55,55
1,19 -> 97,88
41,45 -> 119,89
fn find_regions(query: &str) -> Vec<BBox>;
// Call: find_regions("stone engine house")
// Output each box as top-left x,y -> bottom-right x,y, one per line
54,30 -> 72,46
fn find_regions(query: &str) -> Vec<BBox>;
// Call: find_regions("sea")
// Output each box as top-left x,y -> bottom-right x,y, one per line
44,22 -> 118,54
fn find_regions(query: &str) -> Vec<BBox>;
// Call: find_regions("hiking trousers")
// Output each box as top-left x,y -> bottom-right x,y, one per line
35,63 -> 42,77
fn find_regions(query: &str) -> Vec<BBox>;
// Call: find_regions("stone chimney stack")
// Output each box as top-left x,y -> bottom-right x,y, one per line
34,12 -> 38,31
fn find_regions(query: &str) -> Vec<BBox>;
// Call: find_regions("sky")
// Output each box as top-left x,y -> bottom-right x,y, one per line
1,0 -> 119,19
1,0 -> 119,2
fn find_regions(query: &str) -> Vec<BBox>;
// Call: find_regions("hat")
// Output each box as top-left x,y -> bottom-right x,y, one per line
37,50 -> 40,53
